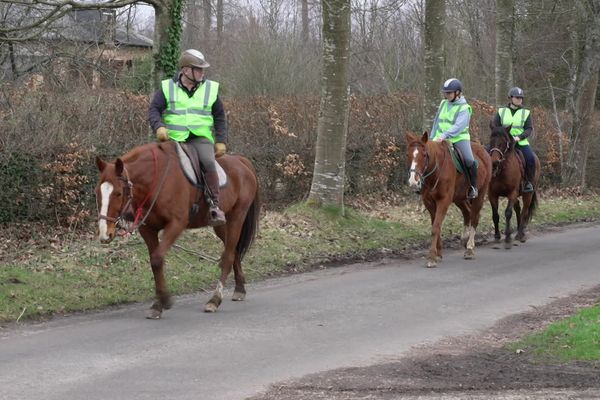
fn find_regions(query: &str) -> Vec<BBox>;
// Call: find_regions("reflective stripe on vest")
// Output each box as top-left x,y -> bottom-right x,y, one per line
434,99 -> 472,143
161,79 -> 219,142
499,107 -> 530,146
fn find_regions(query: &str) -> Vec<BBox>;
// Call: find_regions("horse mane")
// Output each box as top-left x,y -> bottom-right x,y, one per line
120,142 -> 172,163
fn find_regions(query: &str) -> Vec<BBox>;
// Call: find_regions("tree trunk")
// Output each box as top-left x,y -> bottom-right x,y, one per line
152,0 -> 184,90
301,0 -> 309,42
564,0 -> 600,187
423,0 -> 445,133
203,0 -> 212,42
307,0 -> 351,214
494,0 -> 514,106
216,0 -> 223,46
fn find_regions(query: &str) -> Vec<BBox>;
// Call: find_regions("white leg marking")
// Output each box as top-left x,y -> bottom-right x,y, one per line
467,225 -> 476,250
98,182 -> 114,241
215,281 -> 224,300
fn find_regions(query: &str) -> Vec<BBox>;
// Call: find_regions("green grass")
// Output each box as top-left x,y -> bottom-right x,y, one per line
508,304 -> 600,362
1,194 -> 600,323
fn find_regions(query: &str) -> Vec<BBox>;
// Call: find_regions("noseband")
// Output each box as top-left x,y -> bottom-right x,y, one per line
488,139 -> 510,177
409,145 -> 441,191
97,148 -> 170,236
97,167 -> 135,235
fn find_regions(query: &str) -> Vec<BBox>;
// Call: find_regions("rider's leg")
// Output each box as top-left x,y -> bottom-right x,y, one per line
517,144 -> 535,192
187,136 -> 226,226
454,140 -> 478,199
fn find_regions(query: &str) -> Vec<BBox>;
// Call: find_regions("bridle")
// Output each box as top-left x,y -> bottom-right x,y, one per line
409,143 -> 445,192
97,147 -> 171,236
488,138 -> 511,177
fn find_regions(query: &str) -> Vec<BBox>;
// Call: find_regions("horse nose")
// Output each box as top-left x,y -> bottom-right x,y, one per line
99,232 -> 114,244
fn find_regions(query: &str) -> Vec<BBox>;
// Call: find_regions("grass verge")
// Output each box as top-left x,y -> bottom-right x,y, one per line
1,193 -> 600,323
508,303 -> 600,362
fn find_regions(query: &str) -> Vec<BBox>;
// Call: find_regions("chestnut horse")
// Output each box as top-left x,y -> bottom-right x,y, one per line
487,124 -> 539,248
95,142 -> 259,319
406,132 -> 492,268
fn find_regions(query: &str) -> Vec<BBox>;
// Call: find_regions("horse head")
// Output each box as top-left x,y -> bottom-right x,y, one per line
488,123 -> 513,174
405,131 -> 432,192
95,156 -> 134,243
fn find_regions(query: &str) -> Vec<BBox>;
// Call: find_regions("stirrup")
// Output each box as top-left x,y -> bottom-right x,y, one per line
209,206 -> 226,226
468,186 -> 478,199
523,182 -> 534,193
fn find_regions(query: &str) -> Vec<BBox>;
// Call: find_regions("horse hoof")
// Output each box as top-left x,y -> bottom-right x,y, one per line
425,260 -> 437,268
464,249 -> 475,259
504,241 -> 512,250
163,297 -> 174,310
492,243 -> 501,249
145,308 -> 162,319
232,292 -> 246,301
204,302 -> 218,313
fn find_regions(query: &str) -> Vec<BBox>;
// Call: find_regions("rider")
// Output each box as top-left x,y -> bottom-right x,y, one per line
430,78 -> 478,199
148,49 -> 227,226
493,87 -> 536,192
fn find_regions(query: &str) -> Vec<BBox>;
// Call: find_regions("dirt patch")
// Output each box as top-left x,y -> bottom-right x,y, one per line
250,285 -> 600,400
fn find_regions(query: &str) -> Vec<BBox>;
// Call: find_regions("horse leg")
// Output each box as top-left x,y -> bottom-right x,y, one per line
513,200 -> 522,240
504,197 -> 516,249
489,195 -> 501,243
212,225 -> 246,301
516,195 -> 530,242
138,224 -> 181,319
426,198 -> 451,268
204,218 -> 244,312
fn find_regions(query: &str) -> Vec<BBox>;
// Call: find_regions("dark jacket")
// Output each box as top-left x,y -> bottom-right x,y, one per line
148,73 -> 227,143
493,103 -> 533,141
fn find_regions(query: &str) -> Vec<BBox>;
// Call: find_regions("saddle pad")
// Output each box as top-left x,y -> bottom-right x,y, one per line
447,144 -> 477,174
174,142 -> 227,187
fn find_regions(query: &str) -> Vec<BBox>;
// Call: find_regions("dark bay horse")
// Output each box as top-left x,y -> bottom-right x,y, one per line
95,141 -> 259,319
488,124 -> 540,248
406,132 -> 492,267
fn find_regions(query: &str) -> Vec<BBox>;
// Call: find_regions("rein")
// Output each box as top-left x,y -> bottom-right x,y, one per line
98,147 -> 172,236
410,142 -> 447,192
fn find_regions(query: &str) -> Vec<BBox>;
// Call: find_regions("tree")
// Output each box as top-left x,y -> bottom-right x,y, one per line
0,0 -> 184,90
307,0 -> 351,213
423,0 -> 445,132
494,0 -> 514,105
564,0 -> 600,187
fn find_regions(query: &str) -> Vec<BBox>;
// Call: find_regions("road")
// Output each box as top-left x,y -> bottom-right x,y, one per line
1,223 -> 599,400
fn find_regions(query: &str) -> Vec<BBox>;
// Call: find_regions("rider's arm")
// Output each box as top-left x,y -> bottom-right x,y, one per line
212,96 -> 227,144
520,113 -> 533,140
148,89 -> 167,133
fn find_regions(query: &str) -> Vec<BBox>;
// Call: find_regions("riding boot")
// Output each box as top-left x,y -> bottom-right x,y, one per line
466,163 -> 478,199
523,168 -> 534,193
204,170 -> 226,226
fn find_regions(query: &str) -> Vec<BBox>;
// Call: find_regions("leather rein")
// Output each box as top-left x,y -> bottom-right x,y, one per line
98,147 -> 171,236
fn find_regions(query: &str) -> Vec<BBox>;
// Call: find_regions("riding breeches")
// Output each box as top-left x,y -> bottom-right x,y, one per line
185,136 -> 217,172
453,139 -> 475,167
516,144 -> 535,174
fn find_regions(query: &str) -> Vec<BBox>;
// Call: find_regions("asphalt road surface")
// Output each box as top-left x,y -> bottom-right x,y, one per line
1,223 -> 599,400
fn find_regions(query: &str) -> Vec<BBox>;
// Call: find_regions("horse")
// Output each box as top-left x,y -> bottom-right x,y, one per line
406,132 -> 492,268
95,141 -> 260,319
487,124 -> 540,248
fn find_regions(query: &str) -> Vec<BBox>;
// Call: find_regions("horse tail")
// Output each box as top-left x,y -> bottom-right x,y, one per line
236,176 -> 260,261
524,190 -> 538,224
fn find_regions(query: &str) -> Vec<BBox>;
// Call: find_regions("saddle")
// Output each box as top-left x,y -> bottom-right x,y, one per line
174,142 -> 227,219
513,148 -> 527,178
447,143 -> 478,174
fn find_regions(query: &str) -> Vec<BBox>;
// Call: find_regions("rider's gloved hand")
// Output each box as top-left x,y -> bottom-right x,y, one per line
156,127 -> 169,142
215,142 -> 226,157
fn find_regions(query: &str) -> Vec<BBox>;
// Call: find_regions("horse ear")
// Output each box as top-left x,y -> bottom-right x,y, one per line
405,131 -> 416,143
115,158 -> 124,177
489,119 -> 495,129
504,125 -> 512,136
421,131 -> 429,143
96,156 -> 106,172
